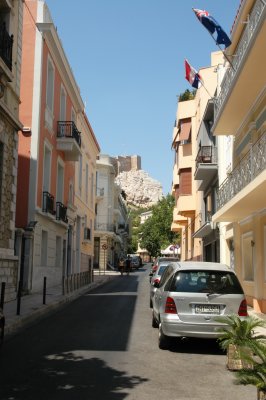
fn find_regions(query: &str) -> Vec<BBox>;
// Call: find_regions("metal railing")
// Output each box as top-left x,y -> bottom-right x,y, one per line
217,133 -> 266,210
94,222 -> 115,232
56,201 -> 68,223
63,269 -> 93,295
42,191 -> 55,214
57,121 -> 81,147
214,0 -> 265,119
0,23 -> 13,70
195,146 -> 217,169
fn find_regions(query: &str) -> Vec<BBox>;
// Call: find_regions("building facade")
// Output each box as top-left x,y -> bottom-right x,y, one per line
94,154 -> 130,271
0,0 -> 23,301
17,0 -> 90,292
212,0 -> 266,312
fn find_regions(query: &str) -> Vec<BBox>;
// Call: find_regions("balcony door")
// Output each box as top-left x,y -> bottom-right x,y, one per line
56,161 -> 64,204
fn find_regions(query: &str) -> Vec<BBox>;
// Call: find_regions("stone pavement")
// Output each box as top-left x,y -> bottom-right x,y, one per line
1,271 -> 119,340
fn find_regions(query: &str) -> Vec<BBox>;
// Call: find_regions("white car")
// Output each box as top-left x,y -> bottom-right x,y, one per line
152,261 -> 247,349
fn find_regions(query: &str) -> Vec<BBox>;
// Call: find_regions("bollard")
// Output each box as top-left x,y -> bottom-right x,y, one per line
43,277 -> 47,305
17,280 -> 22,315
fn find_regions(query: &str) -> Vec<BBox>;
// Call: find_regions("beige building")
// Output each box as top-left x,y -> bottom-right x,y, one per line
0,0 -> 23,301
212,0 -> 266,313
171,52 -> 227,263
94,154 -> 130,272
74,112 -> 100,274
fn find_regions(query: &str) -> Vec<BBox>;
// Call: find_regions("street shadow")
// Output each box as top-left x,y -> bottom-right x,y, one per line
0,353 -> 148,400
167,337 -> 225,355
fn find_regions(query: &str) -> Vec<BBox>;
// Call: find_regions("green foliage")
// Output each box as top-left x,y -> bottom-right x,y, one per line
178,89 -> 196,102
216,315 -> 266,351
138,194 -> 179,257
235,340 -> 266,391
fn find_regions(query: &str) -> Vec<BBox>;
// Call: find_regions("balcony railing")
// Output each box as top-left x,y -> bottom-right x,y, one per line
217,133 -> 266,210
42,191 -> 55,214
214,0 -> 265,119
56,202 -> 68,223
57,121 -> 81,147
94,222 -> 115,232
0,23 -> 13,71
195,146 -> 217,168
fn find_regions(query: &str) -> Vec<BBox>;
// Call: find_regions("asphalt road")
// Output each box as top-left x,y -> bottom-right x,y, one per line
0,264 -> 255,400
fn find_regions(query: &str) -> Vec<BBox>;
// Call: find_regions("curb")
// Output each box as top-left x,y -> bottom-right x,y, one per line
3,275 -> 115,340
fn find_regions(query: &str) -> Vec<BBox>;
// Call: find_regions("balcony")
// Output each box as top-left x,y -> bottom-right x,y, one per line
193,212 -> 216,239
56,202 -> 68,224
213,133 -> 266,222
0,22 -> 13,72
42,191 -> 55,215
94,222 -> 115,233
213,0 -> 266,135
56,121 -> 81,161
176,195 -> 195,219
194,146 -> 218,191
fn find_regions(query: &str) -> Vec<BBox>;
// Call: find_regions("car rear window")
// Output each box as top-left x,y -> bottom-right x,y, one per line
157,265 -> 168,276
169,270 -> 244,294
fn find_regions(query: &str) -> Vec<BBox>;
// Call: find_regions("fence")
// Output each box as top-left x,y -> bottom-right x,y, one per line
62,268 -> 93,295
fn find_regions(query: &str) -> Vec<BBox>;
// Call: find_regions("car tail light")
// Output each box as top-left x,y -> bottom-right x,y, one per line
238,299 -> 248,316
165,297 -> 177,314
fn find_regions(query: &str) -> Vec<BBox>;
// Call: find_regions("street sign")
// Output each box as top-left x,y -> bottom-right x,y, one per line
102,243 -> 108,250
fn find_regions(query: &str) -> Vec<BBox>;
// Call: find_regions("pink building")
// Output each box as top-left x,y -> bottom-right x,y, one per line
17,1 -> 85,292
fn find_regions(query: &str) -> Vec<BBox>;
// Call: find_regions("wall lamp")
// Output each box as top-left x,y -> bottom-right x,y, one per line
21,127 -> 32,137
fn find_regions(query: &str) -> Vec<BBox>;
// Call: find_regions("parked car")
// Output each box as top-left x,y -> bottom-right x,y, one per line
152,261 -> 247,349
131,255 -> 141,269
149,257 -> 178,281
150,262 -> 170,308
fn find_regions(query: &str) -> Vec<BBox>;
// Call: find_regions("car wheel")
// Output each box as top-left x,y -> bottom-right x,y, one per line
152,311 -> 159,328
158,322 -> 169,349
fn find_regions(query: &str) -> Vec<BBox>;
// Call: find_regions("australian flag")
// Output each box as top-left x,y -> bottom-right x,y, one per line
185,59 -> 202,89
193,8 -> 231,48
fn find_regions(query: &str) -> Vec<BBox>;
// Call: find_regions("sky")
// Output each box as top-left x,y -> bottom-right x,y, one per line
44,0 -> 240,195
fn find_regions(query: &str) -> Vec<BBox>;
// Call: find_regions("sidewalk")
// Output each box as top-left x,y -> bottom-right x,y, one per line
1,271 -> 119,340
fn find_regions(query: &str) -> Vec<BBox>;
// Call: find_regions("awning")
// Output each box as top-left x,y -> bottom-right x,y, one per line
179,120 -> 191,141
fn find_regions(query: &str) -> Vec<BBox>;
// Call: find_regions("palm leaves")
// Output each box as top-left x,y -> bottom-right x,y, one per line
235,340 -> 266,391
216,314 -> 266,351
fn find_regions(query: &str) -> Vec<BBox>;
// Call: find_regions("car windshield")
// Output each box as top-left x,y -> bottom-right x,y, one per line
169,270 -> 244,294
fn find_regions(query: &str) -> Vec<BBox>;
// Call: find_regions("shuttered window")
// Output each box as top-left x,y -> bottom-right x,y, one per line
179,168 -> 192,195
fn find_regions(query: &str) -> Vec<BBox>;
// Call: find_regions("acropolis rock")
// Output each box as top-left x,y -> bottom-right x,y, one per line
115,169 -> 163,208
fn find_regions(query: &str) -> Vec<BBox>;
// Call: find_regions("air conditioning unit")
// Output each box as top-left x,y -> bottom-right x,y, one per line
84,227 -> 91,240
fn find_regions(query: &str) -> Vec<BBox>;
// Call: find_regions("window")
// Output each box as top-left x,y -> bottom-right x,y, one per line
85,163 -> 89,204
242,232 -> 254,281
79,155 -> 82,195
90,172 -> 94,207
46,57 -> 54,114
60,85 -> 66,121
56,236 -> 62,268
179,168 -> 192,195
56,160 -> 64,203
41,230 -> 48,266
43,144 -> 51,192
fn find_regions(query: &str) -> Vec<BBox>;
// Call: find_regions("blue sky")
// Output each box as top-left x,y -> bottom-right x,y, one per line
45,0 -> 240,195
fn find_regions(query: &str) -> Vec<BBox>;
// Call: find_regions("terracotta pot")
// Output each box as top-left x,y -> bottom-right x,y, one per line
257,389 -> 266,400
227,344 -> 253,371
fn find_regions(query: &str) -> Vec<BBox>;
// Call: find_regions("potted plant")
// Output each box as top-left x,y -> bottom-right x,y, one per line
215,314 -> 266,371
234,339 -> 266,399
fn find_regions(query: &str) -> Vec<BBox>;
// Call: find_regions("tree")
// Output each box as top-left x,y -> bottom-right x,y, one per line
139,194 -> 179,257
178,89 -> 196,102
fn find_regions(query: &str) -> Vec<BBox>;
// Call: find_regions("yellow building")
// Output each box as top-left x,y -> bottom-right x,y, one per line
172,52 -> 224,262
212,0 -> 266,312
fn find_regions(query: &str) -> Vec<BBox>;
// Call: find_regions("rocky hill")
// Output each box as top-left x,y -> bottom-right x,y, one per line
115,169 -> 163,208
